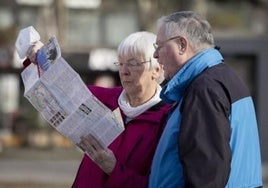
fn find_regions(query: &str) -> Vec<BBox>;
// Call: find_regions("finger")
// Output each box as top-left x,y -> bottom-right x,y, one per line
78,140 -> 86,152
95,157 -> 104,164
26,46 -> 37,62
87,150 -> 94,156
26,41 -> 44,62
79,141 -> 93,156
80,136 -> 96,155
87,134 -> 104,151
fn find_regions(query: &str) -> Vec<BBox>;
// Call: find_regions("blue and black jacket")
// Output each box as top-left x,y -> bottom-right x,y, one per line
149,48 -> 262,188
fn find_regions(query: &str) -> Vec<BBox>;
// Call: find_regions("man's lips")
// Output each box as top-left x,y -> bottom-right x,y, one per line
121,79 -> 131,83
121,80 -> 132,84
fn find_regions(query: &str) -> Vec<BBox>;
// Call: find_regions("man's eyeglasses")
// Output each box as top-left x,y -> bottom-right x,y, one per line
153,36 -> 181,52
114,58 -> 151,68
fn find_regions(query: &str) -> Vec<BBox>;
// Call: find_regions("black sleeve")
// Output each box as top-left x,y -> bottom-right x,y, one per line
179,82 -> 231,188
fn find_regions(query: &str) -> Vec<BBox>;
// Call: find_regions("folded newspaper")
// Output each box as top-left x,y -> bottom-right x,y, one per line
18,26 -> 124,149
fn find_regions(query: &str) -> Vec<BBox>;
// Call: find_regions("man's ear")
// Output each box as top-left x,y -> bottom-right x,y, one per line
178,37 -> 187,54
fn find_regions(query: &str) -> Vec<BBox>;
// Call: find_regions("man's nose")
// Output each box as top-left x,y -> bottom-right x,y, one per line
153,50 -> 159,59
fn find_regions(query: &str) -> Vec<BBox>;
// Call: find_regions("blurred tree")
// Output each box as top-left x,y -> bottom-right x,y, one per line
108,0 -> 194,30
0,26 -> 16,45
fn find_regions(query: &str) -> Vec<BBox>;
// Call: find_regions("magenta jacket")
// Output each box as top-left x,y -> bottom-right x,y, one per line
72,86 -> 171,188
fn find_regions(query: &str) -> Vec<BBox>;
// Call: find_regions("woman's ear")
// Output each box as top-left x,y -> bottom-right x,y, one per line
151,65 -> 161,80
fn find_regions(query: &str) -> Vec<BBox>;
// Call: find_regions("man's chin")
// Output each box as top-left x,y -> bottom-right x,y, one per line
164,74 -> 171,81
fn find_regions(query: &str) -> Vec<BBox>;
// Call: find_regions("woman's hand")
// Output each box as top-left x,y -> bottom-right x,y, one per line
79,134 -> 116,175
26,41 -> 44,63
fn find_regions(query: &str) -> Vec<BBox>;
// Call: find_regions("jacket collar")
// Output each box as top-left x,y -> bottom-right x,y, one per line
160,48 -> 223,103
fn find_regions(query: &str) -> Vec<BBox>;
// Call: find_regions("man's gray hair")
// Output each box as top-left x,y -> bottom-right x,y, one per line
117,31 -> 164,84
157,11 -> 214,53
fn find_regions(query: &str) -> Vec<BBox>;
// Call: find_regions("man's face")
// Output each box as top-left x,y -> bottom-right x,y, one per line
154,27 -> 185,80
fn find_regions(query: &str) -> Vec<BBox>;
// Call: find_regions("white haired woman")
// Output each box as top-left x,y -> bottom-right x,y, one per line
72,31 -> 171,188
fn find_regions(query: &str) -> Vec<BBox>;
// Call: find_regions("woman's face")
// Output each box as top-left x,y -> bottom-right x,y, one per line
118,55 -> 156,96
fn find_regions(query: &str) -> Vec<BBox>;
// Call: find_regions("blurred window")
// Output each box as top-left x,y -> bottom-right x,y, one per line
225,55 -> 256,98
18,7 -> 38,28
67,10 -> 101,47
66,8 -> 138,48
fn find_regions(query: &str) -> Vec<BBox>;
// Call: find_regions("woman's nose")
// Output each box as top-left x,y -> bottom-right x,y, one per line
119,64 -> 129,74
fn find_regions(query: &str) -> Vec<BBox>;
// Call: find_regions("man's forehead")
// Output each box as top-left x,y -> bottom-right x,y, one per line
156,26 -> 166,42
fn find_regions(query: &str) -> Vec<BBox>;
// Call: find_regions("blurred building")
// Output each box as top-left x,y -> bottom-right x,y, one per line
0,0 -> 267,165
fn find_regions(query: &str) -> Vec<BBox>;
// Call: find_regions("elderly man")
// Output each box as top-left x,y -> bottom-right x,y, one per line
149,11 -> 262,188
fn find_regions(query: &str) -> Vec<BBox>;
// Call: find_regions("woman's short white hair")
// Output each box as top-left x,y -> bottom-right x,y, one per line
117,31 -> 164,84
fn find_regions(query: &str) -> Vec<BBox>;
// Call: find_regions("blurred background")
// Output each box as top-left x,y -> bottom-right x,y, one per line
0,0 -> 268,187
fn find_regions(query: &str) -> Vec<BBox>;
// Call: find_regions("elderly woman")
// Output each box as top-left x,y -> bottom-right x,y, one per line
71,31 -> 171,188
